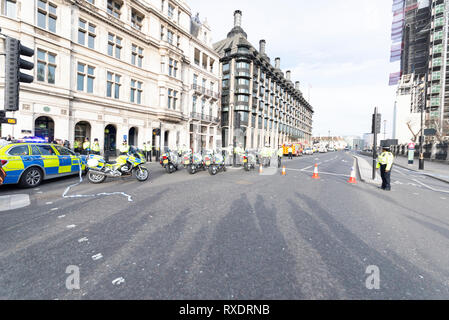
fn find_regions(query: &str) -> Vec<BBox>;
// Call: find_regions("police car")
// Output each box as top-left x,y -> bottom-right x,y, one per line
0,139 -> 86,188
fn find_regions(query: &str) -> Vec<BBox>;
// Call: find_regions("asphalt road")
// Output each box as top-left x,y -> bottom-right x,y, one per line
1,151 -> 449,300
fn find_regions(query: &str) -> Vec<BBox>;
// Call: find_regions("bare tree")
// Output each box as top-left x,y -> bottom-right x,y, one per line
428,119 -> 449,144
406,120 -> 421,143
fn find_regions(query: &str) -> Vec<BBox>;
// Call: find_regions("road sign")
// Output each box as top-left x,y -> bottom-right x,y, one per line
424,128 -> 437,136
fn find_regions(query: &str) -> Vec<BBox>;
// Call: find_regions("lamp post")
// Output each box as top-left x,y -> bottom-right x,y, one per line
419,77 -> 426,170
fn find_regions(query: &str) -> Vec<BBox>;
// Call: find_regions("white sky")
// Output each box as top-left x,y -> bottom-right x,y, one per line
188,0 -> 397,138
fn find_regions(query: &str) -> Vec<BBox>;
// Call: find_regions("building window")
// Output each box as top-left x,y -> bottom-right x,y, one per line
37,0 -> 57,33
160,26 -> 165,40
36,49 -> 56,84
78,19 -> 96,49
192,95 -> 197,113
130,80 -> 142,104
222,63 -> 230,73
107,0 -> 121,19
107,71 -> 121,99
108,33 -> 122,59
167,29 -> 174,45
77,63 -> 95,93
131,44 -> 143,67
168,58 -> 178,77
168,89 -> 178,109
2,0 -> 16,18
168,3 -> 174,18
238,46 -> 249,54
236,61 -> 250,69
161,0 -> 165,12
131,9 -> 143,30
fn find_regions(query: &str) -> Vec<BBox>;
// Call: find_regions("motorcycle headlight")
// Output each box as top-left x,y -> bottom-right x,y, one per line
87,159 -> 99,167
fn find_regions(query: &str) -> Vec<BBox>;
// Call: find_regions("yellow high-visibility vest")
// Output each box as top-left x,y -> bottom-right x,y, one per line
92,142 -> 100,152
377,152 -> 394,171
83,142 -> 91,150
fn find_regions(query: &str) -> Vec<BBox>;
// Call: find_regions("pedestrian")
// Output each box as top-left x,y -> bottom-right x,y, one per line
288,145 -> 293,160
82,138 -> 91,155
63,140 -> 70,149
277,145 -> 284,168
6,135 -> 12,142
92,138 -> 101,155
377,146 -> 394,191
74,139 -> 81,153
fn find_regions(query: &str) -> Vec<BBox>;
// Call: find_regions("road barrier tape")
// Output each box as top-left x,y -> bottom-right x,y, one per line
62,160 -> 133,202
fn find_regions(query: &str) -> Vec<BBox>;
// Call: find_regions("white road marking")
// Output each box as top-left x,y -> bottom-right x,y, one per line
66,225 -> 76,229
92,253 -> 103,261
51,208 -> 58,211
36,191 -> 43,194
57,215 -> 66,219
46,202 -> 53,205
78,237 -> 89,243
112,277 -> 125,285
62,163 -> 133,202
412,179 -> 449,194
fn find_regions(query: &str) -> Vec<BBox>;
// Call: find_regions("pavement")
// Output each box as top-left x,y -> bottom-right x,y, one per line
1,151 -> 449,299
393,155 -> 449,184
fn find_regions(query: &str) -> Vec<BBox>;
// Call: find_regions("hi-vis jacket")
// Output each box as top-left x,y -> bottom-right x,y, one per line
120,144 -> 130,154
277,148 -> 284,157
377,152 -> 394,171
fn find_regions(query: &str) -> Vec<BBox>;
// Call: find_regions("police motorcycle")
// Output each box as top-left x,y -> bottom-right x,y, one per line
259,146 -> 273,168
86,146 -> 149,184
160,148 -> 180,174
208,149 -> 227,176
185,151 -> 206,175
243,149 -> 257,172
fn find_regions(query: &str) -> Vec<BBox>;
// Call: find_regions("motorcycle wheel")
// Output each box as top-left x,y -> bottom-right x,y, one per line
88,171 -> 106,184
166,164 -> 176,174
244,163 -> 250,172
223,166 -> 227,172
187,165 -> 196,175
209,165 -> 218,176
135,167 -> 149,182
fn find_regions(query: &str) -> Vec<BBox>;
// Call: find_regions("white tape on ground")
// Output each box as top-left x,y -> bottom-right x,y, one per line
62,161 -> 133,202
412,179 -> 449,194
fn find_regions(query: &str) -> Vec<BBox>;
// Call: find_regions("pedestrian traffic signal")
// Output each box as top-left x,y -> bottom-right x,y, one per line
4,36 -> 35,112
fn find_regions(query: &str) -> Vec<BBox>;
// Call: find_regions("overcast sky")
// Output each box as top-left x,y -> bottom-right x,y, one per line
189,0 -> 397,138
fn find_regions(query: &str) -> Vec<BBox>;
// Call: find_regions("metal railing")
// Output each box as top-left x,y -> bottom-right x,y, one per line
191,112 -> 220,123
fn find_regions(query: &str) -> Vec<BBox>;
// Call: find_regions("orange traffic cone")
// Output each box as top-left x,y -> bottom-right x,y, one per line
282,166 -> 286,176
347,167 -> 357,184
259,164 -> 263,174
312,164 -> 320,179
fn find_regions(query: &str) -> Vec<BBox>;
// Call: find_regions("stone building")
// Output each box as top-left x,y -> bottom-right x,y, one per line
213,10 -> 313,150
0,0 -> 220,154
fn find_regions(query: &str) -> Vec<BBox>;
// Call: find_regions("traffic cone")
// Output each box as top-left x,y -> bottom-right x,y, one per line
282,166 -> 286,176
347,167 -> 357,184
312,164 -> 320,179
259,164 -> 263,174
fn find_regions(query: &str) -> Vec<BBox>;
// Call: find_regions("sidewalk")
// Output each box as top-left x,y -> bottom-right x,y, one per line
393,156 -> 449,184
353,155 -> 382,186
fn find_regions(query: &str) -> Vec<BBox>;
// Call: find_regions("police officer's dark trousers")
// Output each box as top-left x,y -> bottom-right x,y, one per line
380,164 -> 392,190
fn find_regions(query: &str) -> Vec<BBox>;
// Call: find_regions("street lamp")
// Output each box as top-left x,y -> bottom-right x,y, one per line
419,77 -> 426,170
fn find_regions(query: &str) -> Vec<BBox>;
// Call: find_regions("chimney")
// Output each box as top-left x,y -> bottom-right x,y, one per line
275,57 -> 280,69
234,10 -> 242,27
259,40 -> 266,55
295,81 -> 300,90
286,70 -> 291,81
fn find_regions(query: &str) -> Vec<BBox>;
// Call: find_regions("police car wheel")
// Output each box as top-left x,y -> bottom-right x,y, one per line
20,167 -> 43,188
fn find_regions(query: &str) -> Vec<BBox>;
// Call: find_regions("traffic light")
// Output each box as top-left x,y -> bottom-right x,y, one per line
372,113 -> 382,134
4,36 -> 34,112
153,128 -> 161,136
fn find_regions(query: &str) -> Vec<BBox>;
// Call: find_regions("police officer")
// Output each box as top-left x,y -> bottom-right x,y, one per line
288,145 -> 293,160
143,142 -> 152,162
92,138 -> 101,155
120,140 -> 130,155
277,145 -> 284,168
82,138 -> 91,155
377,146 -> 394,191
74,139 -> 81,153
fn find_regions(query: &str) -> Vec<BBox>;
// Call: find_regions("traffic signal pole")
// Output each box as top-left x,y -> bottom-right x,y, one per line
372,108 -> 378,180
